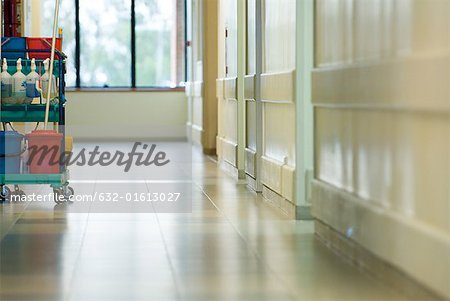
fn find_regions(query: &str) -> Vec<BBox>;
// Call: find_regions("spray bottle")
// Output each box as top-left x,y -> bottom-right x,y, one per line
41,58 -> 57,103
25,58 -> 41,104
12,58 -> 27,104
1,58 -> 13,104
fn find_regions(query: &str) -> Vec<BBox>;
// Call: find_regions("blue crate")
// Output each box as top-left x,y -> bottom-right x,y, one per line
0,131 -> 23,175
1,37 -> 27,60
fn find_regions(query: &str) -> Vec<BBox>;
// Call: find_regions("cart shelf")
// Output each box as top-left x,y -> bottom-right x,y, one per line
0,104 -> 60,123
0,173 -> 69,186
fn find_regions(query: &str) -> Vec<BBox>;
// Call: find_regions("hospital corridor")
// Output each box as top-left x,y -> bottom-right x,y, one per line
0,0 -> 449,300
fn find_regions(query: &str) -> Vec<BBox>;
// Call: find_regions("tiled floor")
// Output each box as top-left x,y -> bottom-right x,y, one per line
0,143 -> 409,301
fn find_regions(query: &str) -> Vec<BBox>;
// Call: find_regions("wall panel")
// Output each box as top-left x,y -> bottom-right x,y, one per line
245,0 -> 258,180
217,0 -> 239,167
247,0 -> 257,74
313,0 -> 450,297
264,0 -> 296,73
260,0 -> 297,202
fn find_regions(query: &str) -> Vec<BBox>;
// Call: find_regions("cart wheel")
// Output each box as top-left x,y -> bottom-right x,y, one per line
13,185 -> 26,198
53,188 -> 65,204
65,186 -> 75,199
0,186 -> 12,203
53,186 -> 74,203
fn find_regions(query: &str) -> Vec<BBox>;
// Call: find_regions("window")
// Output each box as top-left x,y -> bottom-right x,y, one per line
79,0 -> 131,87
40,0 -> 76,87
40,0 -> 185,88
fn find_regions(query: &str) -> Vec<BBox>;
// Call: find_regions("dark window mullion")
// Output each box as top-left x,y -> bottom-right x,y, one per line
184,0 -> 188,82
75,0 -> 81,88
131,0 -> 136,88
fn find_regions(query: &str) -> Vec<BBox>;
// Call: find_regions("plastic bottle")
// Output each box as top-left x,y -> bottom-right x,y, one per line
12,58 -> 27,104
25,58 -> 41,104
1,58 -> 13,104
41,58 -> 57,102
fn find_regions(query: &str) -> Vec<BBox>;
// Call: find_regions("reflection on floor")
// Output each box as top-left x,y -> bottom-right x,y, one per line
0,143 -> 409,301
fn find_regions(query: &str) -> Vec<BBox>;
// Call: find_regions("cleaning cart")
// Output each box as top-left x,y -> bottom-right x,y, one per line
1,0 -> 73,203
0,44 -> 74,203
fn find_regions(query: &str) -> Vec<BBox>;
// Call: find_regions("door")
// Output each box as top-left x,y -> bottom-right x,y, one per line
259,0 -> 297,210
217,0 -> 239,171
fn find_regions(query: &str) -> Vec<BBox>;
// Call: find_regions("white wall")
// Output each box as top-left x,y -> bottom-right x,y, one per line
313,0 -> 450,298
217,0 -> 239,167
186,0 -> 218,153
216,0 -> 297,215
186,0 -> 204,146
260,0 -> 297,206
23,0 -> 41,37
66,91 -> 187,140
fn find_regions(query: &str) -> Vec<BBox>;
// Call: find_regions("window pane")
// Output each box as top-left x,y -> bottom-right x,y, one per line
79,0 -> 131,87
40,0 -> 76,87
136,0 -> 181,87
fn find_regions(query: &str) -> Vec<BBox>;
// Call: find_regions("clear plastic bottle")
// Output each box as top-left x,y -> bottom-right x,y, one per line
12,58 -> 27,104
41,58 -> 57,103
1,58 -> 13,104
25,58 -> 40,104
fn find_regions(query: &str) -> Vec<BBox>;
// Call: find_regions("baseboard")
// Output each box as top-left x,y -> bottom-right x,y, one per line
186,122 -> 192,141
245,148 -> 257,178
203,148 -> 217,156
262,185 -> 296,219
191,124 -> 203,146
217,137 -> 238,167
246,174 -> 257,191
218,159 -> 239,179
315,220 -> 444,300
245,177 -> 312,220
261,156 -> 295,201
312,180 -> 450,299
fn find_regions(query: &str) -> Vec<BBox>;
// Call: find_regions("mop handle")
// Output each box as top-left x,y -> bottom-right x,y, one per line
44,0 -> 60,130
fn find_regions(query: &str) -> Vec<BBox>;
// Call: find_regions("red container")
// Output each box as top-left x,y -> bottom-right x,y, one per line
26,38 -> 63,60
26,130 -> 63,174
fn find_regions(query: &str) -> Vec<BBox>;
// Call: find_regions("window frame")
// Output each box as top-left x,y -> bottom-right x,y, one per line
71,0 -> 186,90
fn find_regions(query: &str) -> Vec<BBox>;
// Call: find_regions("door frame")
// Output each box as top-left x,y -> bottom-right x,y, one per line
237,0 -> 247,179
295,0 -> 315,219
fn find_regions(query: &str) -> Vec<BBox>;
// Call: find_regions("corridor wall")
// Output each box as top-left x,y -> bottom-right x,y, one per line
186,0 -> 204,146
259,0 -> 297,215
216,0 -> 298,217
312,0 -> 450,298
217,0 -> 239,170
186,0 -> 218,154
67,91 -> 187,140
244,0 -> 258,184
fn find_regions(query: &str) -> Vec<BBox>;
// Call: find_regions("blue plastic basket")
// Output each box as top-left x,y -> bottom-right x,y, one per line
0,131 -> 24,175
1,37 -> 27,60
